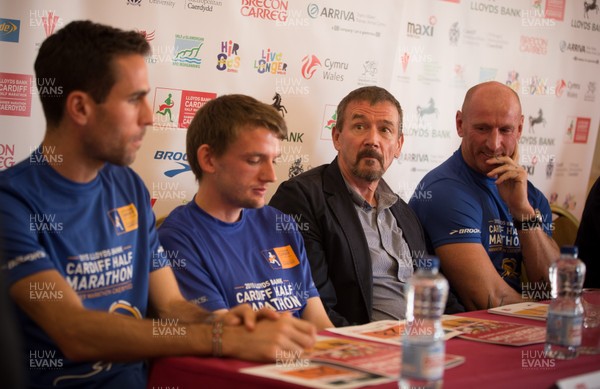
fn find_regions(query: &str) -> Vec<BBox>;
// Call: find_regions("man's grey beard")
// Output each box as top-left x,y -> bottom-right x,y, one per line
351,165 -> 383,182
351,148 -> 384,182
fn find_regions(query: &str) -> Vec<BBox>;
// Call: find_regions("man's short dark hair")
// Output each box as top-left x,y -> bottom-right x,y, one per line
34,20 -> 150,127
335,86 -> 403,136
186,94 -> 287,182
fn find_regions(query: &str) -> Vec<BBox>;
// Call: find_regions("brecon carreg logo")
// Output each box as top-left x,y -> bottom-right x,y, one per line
520,35 -> 548,55
240,0 -> 288,22
0,18 -> 20,43
0,143 -> 15,170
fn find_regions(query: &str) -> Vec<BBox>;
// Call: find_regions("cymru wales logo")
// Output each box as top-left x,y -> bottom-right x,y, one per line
301,54 -> 321,79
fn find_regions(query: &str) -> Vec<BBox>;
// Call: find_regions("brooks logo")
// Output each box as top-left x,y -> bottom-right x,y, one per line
449,228 -> 480,235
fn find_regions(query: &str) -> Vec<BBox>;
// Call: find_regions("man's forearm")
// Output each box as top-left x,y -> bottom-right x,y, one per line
483,288 -> 527,310
44,308 -> 212,362
518,227 -> 558,285
153,298 -> 212,323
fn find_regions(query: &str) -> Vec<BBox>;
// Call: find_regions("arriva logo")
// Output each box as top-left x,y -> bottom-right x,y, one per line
154,151 -> 190,177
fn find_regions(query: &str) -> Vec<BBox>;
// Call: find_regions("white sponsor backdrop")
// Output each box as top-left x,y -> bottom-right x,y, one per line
0,0 -> 599,220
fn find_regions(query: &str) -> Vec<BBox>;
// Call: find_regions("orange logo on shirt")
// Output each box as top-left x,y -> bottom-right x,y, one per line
108,203 -> 138,235
262,245 -> 300,270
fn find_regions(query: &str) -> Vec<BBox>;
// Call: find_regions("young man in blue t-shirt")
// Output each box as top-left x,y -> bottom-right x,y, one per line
158,94 -> 333,330
0,21 -> 315,388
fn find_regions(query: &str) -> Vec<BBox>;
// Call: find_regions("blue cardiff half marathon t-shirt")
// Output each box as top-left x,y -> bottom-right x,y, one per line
409,149 -> 552,293
158,200 -> 319,317
0,149 -> 164,388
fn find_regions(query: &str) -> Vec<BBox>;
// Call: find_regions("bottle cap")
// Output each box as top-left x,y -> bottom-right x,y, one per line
560,245 -> 578,256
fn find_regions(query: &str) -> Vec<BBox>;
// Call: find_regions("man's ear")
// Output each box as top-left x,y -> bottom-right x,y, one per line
332,125 -> 341,152
456,110 -> 464,138
64,91 -> 94,126
516,114 -> 524,140
197,144 -> 216,175
394,133 -> 404,158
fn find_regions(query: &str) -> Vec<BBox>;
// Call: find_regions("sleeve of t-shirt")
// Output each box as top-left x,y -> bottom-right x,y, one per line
411,180 -> 484,249
125,168 -> 167,274
291,228 -> 320,299
145,212 -> 168,275
0,189 -> 56,286
157,224 -> 228,311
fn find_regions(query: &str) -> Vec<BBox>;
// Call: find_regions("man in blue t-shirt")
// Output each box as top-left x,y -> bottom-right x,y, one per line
158,94 -> 333,330
409,81 -> 559,311
0,21 -> 315,388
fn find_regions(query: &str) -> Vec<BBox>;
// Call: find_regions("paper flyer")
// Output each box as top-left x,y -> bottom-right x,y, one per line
442,315 -> 547,346
327,320 -> 462,346
241,335 -> 465,388
487,302 -> 548,321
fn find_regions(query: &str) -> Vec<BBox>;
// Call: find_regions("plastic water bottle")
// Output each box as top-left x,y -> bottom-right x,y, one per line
400,257 -> 448,389
544,245 -> 586,359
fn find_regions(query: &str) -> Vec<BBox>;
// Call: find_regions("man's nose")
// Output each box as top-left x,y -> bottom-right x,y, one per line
486,129 -> 502,152
260,160 -> 277,182
363,126 -> 380,148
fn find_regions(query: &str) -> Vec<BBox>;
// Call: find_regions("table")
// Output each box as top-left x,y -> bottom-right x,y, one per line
147,310 -> 600,389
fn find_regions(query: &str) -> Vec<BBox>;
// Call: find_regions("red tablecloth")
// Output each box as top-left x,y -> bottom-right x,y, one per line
148,310 -> 600,389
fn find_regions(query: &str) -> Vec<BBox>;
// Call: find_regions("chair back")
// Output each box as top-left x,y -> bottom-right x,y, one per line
156,216 -> 167,228
550,205 -> 580,247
